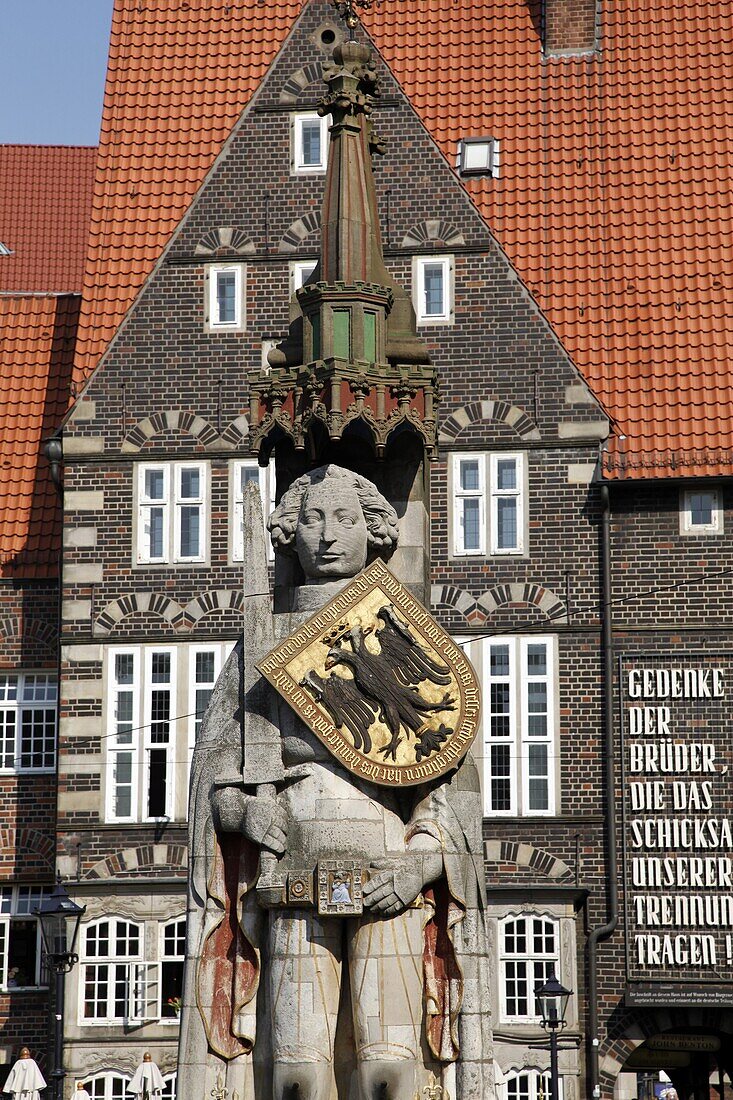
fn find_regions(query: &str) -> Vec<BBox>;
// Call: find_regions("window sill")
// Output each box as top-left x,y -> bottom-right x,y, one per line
134,560 -> 207,568
448,550 -> 526,560
3,985 -> 49,993
0,769 -> 56,776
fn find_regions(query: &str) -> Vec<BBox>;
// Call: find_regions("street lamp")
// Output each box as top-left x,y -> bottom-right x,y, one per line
536,973 -> 573,1100
34,881 -> 86,1100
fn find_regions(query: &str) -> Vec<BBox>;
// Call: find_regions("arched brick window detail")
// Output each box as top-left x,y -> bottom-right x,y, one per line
279,62 -> 324,104
219,414 -> 250,447
194,227 -> 254,256
121,410 -> 219,453
401,219 -> 465,248
477,582 -> 567,623
0,827 -> 54,872
184,590 -> 244,624
484,839 -> 573,881
94,593 -> 186,636
84,842 -> 188,880
431,583 -> 566,624
278,211 -> 321,253
0,616 -> 57,654
439,399 -> 541,443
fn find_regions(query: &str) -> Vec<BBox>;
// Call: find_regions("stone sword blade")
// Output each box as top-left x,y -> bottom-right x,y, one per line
240,481 -> 285,879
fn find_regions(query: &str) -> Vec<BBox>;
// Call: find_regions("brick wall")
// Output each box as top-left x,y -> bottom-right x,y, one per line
544,0 -> 598,54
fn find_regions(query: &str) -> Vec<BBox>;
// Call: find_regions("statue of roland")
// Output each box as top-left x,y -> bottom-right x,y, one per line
178,465 -> 494,1100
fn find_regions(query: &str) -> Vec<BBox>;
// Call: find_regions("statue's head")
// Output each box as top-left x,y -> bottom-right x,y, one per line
268,465 -> 398,583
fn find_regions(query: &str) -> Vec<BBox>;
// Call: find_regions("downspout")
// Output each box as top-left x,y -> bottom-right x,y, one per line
43,433 -> 65,1074
588,482 -> 618,1097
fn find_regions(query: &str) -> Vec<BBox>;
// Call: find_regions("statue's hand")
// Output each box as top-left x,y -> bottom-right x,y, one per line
244,796 -> 288,856
364,855 -> 433,917
213,787 -> 288,855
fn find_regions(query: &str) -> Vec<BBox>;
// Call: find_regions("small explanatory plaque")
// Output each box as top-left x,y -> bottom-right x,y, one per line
621,653 -> 733,1007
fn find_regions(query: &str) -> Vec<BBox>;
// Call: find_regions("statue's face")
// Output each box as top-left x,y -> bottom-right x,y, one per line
295,482 -> 368,580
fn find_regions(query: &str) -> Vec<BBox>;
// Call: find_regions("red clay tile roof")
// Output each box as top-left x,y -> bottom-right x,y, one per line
0,145 -> 97,294
0,145 -> 95,577
73,0 -> 733,478
0,295 -> 78,579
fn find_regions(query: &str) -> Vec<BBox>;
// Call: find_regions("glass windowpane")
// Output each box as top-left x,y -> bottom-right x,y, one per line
496,458 -> 517,489
461,498 -> 480,550
496,496 -> 517,548
460,460 -> 479,491
146,507 -> 164,558
144,469 -> 165,500
301,120 -> 322,166
689,491 -> 715,525
216,272 -> 236,323
179,505 -> 200,557
423,263 -> 444,315
179,468 -> 200,499
527,644 -> 547,676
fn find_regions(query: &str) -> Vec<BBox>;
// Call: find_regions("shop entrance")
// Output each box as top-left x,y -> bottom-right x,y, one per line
618,1031 -> 732,1100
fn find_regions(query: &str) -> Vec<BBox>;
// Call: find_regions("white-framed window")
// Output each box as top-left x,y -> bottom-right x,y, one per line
83,1075 -> 129,1100
136,462 -> 207,565
502,1070 -> 560,1100
160,918 -> 186,1021
162,1075 -> 177,1100
0,673 -> 57,773
291,259 -> 318,293
0,885 -> 50,990
107,647 -> 176,822
106,643 -> 233,823
187,642 -> 233,761
205,263 -> 246,331
81,918 -> 144,1024
481,636 -> 556,816
231,458 -> 276,563
500,914 -> 560,1023
681,487 -> 722,534
452,453 -> 525,556
292,111 -> 329,173
413,255 -> 453,324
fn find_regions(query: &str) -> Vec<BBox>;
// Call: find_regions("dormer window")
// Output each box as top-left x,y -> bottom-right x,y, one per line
293,111 -> 329,174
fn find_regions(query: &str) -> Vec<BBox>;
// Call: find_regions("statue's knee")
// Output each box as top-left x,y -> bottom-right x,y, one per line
273,1061 -> 330,1100
358,1059 -> 417,1100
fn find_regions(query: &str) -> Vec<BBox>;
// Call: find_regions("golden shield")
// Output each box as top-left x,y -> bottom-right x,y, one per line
258,560 -> 481,787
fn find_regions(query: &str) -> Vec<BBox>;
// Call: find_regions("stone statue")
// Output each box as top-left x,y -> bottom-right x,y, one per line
4,1049 -> 46,1100
178,465 -> 494,1100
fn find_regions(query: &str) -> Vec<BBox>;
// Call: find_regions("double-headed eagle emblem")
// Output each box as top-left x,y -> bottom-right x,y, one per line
301,605 -> 457,763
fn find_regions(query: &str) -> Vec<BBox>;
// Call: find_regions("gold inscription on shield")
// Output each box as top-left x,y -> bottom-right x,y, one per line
257,560 -> 481,787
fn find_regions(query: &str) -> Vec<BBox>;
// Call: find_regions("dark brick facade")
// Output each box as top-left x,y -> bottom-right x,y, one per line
0,582 -> 58,1071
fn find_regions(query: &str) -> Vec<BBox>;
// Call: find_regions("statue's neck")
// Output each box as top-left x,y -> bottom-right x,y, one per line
292,578 -> 350,613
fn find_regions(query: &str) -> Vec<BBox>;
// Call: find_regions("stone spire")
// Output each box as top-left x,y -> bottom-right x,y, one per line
319,40 -> 387,286
250,36 -> 436,462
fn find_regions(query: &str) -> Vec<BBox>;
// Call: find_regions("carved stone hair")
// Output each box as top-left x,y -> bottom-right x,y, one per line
268,464 -> 399,557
